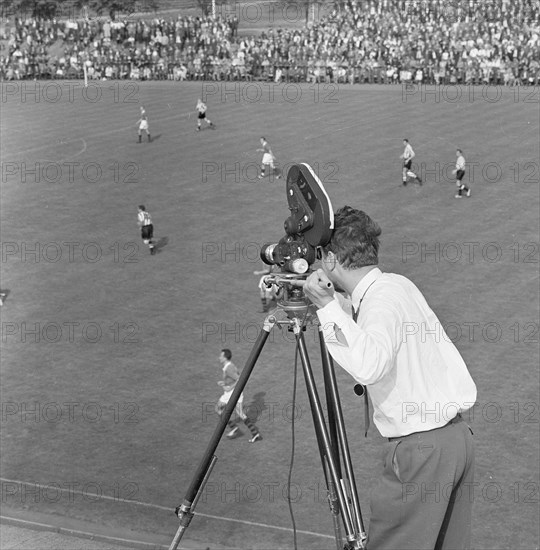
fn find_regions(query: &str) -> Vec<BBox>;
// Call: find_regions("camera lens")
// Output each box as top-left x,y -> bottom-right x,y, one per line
260,243 -> 277,265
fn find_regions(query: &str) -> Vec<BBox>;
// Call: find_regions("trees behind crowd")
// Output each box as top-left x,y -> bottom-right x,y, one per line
1,0 -> 159,19
1,0 -> 318,19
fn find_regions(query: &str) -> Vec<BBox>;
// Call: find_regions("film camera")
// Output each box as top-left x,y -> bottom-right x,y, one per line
260,163 -> 334,274
259,164 -> 335,315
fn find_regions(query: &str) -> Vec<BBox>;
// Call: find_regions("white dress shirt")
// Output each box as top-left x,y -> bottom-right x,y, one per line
317,268 -> 477,438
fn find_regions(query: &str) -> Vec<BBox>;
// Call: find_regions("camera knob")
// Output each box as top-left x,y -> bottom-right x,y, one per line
284,216 -> 300,235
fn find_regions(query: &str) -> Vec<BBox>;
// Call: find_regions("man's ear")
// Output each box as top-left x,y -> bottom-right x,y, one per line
325,250 -> 337,272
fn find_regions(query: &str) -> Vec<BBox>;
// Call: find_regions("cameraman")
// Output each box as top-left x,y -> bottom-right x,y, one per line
298,206 -> 477,550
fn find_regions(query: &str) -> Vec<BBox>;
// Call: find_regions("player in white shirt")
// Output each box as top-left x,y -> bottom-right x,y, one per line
257,136 -> 281,180
453,148 -> 470,198
297,206 -> 476,550
400,138 -> 422,186
196,98 -> 214,131
137,106 -> 151,143
137,205 -> 156,255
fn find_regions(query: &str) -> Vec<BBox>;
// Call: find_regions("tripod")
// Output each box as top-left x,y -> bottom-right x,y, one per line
170,274 -> 367,550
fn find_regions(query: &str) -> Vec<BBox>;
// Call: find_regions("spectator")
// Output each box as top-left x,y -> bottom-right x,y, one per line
1,1 -> 538,85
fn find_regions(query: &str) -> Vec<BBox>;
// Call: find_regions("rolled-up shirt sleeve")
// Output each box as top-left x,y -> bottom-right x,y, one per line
317,297 -> 400,385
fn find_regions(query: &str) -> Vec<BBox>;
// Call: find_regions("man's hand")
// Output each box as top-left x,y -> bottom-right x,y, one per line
291,269 -> 335,309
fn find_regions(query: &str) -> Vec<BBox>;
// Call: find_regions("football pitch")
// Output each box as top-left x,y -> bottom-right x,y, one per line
1,80 -> 539,549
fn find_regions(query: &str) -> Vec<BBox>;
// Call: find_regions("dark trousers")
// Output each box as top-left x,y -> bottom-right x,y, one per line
368,416 -> 475,549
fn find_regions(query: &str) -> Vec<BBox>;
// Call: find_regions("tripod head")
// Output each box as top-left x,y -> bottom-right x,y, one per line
261,271 -> 318,325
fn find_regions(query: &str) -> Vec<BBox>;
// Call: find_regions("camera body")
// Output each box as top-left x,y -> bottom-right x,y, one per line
261,163 -> 334,274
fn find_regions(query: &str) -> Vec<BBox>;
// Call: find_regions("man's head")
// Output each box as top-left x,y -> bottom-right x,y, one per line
321,206 -> 381,271
219,348 -> 232,364
456,148 -> 463,156
138,205 -> 146,212
403,138 -> 409,146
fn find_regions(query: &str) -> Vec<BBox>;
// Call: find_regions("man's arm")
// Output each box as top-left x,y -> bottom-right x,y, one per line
317,298 -> 400,385
298,269 -> 399,385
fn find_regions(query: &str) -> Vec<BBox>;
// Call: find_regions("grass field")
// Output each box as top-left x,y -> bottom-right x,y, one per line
1,79 -> 539,550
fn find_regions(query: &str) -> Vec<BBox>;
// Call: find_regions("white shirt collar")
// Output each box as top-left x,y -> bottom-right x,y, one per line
350,267 -> 382,310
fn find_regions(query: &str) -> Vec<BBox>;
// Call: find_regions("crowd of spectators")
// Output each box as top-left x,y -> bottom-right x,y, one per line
1,0 -> 539,85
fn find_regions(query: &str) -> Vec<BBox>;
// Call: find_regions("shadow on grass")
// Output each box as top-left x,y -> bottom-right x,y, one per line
246,391 -> 267,422
155,236 -> 169,253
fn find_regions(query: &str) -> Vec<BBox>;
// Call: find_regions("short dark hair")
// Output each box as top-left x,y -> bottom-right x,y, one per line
457,148 -> 463,154
138,205 -> 146,211
324,206 -> 381,268
221,348 -> 232,360
403,138 -> 409,143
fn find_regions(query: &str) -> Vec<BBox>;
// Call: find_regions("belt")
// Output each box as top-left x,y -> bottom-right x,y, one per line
388,413 -> 462,442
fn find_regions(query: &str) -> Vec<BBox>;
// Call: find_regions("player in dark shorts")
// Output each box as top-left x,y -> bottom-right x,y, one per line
137,205 -> 156,255
454,149 -> 470,198
196,98 -> 214,131
400,138 -> 422,185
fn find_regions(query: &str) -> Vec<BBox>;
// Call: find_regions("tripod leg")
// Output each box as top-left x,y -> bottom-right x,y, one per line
300,350 -> 343,549
294,325 -> 363,548
319,328 -> 367,543
323,457 -> 345,550
322,348 -> 342,480
169,320 -> 274,550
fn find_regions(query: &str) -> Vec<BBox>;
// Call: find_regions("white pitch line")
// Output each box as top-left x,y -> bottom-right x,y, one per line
0,477 -> 334,540
0,516 -> 170,550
